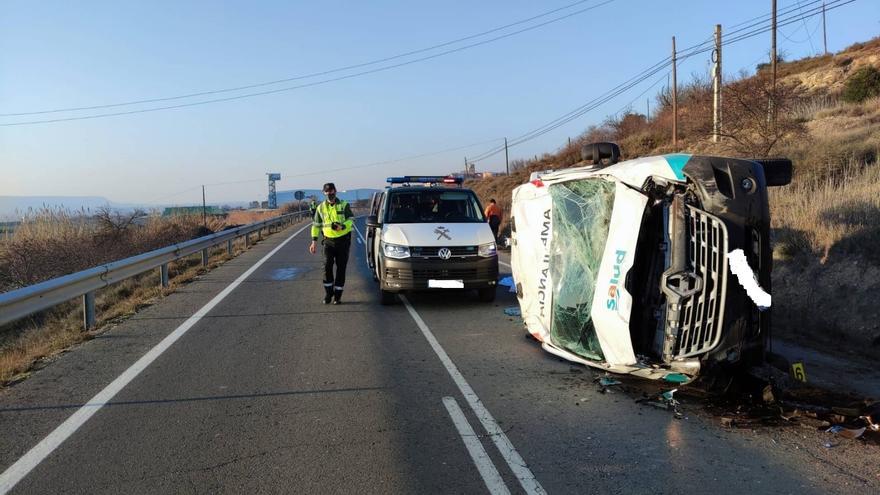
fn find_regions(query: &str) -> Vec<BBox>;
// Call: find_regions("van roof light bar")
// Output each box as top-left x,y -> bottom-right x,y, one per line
386,176 -> 464,187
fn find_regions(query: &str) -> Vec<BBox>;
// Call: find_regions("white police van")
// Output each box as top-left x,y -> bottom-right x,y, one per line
365,176 -> 499,305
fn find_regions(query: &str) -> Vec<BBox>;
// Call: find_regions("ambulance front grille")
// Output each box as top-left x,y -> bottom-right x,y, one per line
674,206 -> 729,358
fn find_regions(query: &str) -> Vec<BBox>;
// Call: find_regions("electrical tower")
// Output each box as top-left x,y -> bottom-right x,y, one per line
267,173 -> 281,209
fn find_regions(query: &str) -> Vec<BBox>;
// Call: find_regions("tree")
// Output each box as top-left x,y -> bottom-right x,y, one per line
712,74 -> 806,157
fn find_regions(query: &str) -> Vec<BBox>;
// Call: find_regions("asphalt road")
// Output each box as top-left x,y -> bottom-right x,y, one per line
0,219 -> 877,494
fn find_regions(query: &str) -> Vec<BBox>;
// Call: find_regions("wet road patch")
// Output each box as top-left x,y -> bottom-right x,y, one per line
270,267 -> 305,280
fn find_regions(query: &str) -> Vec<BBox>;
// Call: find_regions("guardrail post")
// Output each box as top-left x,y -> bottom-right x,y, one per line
83,291 -> 96,330
258,228 -> 263,240
245,233 -> 250,247
201,248 -> 209,267
159,263 -> 169,288
227,239 -> 233,255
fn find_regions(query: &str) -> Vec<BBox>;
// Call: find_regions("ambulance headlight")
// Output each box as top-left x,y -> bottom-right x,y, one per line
478,242 -> 497,257
383,243 -> 411,259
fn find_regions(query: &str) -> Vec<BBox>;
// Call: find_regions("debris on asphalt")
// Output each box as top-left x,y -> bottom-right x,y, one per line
826,425 -> 866,440
595,374 -> 621,393
637,388 -> 682,415
503,306 -> 521,317
598,376 -> 621,387
498,276 -> 517,293
663,373 -> 689,384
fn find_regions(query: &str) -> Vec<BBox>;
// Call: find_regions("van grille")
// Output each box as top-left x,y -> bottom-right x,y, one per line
674,206 -> 728,357
385,267 -> 494,280
409,246 -> 479,258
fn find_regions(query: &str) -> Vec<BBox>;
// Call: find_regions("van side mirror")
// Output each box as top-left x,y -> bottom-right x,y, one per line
753,158 -> 792,187
366,215 -> 381,228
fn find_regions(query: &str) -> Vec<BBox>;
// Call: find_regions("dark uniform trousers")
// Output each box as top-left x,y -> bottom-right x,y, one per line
323,233 -> 351,289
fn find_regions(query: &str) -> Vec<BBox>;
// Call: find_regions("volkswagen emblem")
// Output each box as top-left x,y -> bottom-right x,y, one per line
438,248 -> 452,260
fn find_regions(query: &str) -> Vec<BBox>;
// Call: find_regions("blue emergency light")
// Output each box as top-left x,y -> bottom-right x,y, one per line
386,176 -> 464,185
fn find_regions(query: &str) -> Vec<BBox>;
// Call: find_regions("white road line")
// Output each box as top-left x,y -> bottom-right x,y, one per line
442,397 -> 511,495
499,260 -> 511,269
401,295 -> 545,495
0,223 -> 311,494
352,221 -> 366,244
356,218 -> 538,492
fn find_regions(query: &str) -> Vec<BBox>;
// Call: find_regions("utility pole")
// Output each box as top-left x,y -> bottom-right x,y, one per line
770,0 -> 777,126
201,185 -> 207,227
646,98 -> 650,119
822,1 -> 828,55
713,24 -> 723,143
671,36 -> 678,149
504,137 -> 510,175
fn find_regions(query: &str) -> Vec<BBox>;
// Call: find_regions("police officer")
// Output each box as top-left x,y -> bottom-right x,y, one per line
309,183 -> 354,304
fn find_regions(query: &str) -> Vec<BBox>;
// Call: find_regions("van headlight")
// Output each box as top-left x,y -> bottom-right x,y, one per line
383,243 -> 410,259
478,242 -> 497,257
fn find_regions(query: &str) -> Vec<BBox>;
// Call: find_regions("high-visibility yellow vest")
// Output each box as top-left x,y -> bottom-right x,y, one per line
311,200 -> 353,239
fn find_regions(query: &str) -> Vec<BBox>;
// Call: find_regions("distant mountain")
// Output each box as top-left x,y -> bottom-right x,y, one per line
276,188 -> 380,204
0,196 -> 115,220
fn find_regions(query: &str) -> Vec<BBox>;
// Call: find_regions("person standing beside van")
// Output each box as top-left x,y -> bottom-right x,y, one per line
309,183 -> 354,304
484,198 -> 502,241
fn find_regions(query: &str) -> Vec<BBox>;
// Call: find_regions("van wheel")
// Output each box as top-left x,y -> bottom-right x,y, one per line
478,287 -> 496,303
380,289 -> 397,305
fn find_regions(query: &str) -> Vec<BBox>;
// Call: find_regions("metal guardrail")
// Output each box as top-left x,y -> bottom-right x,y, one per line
0,211 -> 310,330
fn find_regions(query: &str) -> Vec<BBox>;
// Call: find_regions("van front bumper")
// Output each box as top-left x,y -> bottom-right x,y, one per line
380,256 -> 499,292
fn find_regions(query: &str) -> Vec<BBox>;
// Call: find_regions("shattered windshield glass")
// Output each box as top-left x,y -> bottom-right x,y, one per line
549,178 -> 616,361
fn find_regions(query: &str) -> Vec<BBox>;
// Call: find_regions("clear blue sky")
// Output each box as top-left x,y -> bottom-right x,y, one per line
1,0 -> 877,205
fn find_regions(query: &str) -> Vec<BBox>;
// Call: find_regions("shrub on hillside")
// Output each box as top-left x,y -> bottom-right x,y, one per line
842,66 -> 880,103
715,74 -> 806,157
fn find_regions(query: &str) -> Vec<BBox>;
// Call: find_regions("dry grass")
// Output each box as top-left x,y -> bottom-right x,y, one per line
0,208 -> 227,291
770,160 -> 880,354
771,161 -> 880,263
0,210 -> 293,386
225,209 -> 282,225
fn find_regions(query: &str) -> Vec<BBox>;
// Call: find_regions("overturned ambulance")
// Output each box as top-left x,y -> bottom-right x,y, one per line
510,144 -> 790,381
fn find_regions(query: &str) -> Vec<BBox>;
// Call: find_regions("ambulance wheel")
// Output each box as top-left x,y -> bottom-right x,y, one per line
380,289 -> 397,305
478,287 -> 496,303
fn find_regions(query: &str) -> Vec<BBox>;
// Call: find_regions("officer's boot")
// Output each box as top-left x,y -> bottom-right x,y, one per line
323,285 -> 334,304
332,288 -> 343,305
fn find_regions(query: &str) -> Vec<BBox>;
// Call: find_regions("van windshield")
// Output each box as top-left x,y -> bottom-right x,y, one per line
385,190 -> 485,224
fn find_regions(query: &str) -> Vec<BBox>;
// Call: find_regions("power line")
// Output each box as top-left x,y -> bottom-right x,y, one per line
611,70 -> 671,118
140,138 -> 504,205
281,138 -> 504,179
471,0 -> 856,163
795,0 -> 819,53
0,0 -> 617,122
692,0 -> 825,49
